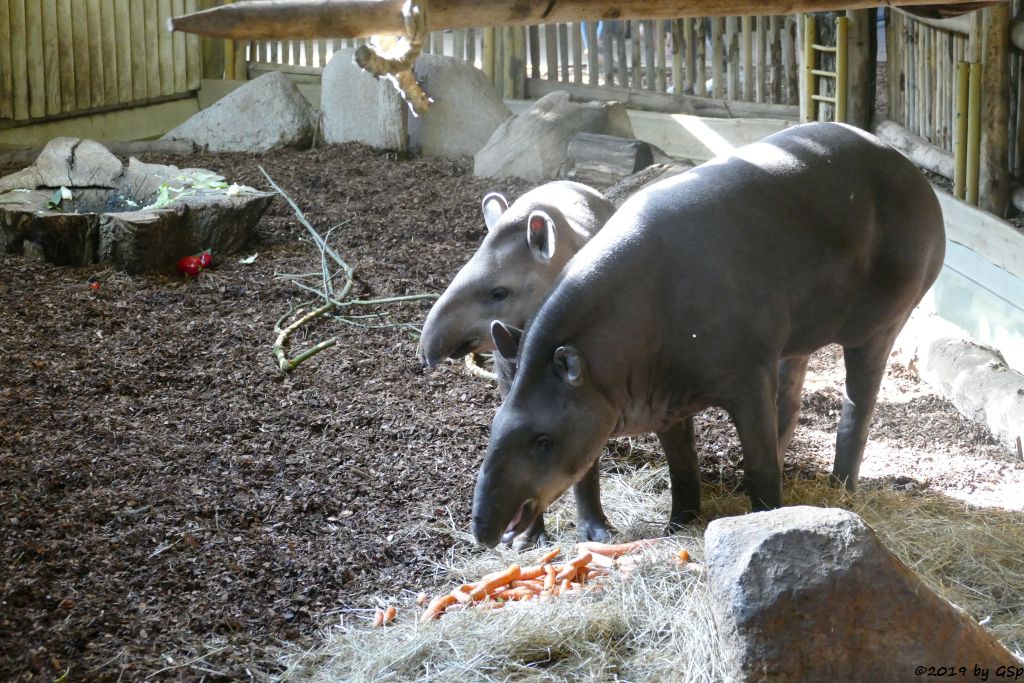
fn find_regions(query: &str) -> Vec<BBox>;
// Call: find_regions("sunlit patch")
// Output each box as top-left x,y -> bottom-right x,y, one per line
674,115 -> 736,158
730,141 -> 806,172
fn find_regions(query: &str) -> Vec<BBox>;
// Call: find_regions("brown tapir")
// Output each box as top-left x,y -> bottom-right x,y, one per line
418,180 -> 617,548
473,122 -> 947,547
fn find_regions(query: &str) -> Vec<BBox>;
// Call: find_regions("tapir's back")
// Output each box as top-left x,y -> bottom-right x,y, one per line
532,122 -> 946,362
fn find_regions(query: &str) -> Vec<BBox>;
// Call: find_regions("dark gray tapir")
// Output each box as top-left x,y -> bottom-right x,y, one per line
417,180 -> 617,547
473,122 -> 947,548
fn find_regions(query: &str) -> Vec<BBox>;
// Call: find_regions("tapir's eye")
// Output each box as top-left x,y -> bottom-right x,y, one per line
490,287 -> 509,302
535,435 -> 553,451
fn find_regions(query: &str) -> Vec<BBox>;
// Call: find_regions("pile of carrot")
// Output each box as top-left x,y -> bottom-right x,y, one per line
415,538 -> 673,623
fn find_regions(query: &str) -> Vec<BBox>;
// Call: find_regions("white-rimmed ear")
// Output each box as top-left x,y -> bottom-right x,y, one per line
526,210 -> 557,263
553,345 -> 583,386
491,321 -> 523,363
482,192 -> 509,232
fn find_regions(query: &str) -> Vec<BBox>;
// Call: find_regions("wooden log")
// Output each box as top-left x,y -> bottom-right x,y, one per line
845,9 -> 873,129
1013,18 -> 1024,51
169,0 -> 1002,40
979,3 -> 1009,216
895,6 -> 973,34
871,116 -> 955,179
566,132 -> 654,187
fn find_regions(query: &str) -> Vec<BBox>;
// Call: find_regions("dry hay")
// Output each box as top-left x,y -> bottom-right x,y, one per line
280,461 -> 1024,682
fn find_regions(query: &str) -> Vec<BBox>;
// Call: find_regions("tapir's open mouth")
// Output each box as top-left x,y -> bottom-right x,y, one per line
448,337 -> 481,360
503,498 -> 540,538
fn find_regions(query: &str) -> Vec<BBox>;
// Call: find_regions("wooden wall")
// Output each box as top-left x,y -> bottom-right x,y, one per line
1,0 -> 203,123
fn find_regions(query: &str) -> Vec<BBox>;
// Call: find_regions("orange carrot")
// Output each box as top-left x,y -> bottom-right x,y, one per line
555,552 -> 592,582
586,551 -> 615,568
372,608 -> 385,627
493,587 -> 536,601
383,605 -> 397,625
469,564 -> 521,601
416,592 -> 429,606
577,539 -> 659,558
510,579 -> 546,591
519,565 -> 547,580
543,564 -> 557,593
676,549 -> 691,564
538,548 -> 561,564
451,583 -> 475,604
559,578 -> 572,594
421,594 -> 458,622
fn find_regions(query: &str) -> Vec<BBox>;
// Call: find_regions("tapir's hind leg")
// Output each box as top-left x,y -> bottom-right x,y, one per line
726,367 -> 782,511
658,416 -> 700,533
776,355 -> 810,461
832,325 -> 902,490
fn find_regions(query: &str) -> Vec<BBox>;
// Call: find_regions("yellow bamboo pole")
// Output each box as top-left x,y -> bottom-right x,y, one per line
803,14 -> 815,122
953,61 -> 969,199
835,16 -> 847,123
965,61 -> 982,206
483,27 -> 495,81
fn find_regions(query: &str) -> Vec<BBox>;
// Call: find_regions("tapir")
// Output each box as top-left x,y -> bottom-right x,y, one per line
418,180 -> 617,548
472,122 -> 947,548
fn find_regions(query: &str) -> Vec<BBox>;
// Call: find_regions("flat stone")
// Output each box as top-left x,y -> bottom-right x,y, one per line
163,71 -> 316,152
407,54 -> 511,158
321,49 -> 407,150
0,137 -> 124,193
474,91 -> 635,181
706,506 -> 1018,683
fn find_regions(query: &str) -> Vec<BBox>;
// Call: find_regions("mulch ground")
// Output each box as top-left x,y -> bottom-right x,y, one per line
0,144 -> 1018,681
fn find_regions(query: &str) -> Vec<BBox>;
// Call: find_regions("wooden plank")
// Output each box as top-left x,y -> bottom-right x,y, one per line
655,20 -> 666,92
742,15 -> 752,101
683,18 -> 694,93
466,28 -> 476,66
544,22 -> 558,80
783,14 -> 798,105
87,0 -> 106,105
10,0 -> 29,119
586,21 -> 597,85
24,0 -> 45,118
572,22 -> 582,84
140,0 -> 157,99
57,0 -> 76,111
695,16 -> 706,96
115,0 -> 132,102
303,39 -> 314,66
99,0 -> 118,104
671,19 -> 683,94
172,0 -> 188,90
768,15 -> 781,103
41,0 -> 61,115
71,0 -> 92,109
158,0 -> 175,94
558,22 -> 569,81
0,0 -> 12,119
602,20 -> 615,85
186,0 -> 202,88
711,17 -> 723,98
644,20 -> 656,90
525,76 -> 800,119
453,29 -> 465,60
726,16 -> 738,100
755,15 -> 765,102
527,25 -> 540,77
630,20 -> 641,87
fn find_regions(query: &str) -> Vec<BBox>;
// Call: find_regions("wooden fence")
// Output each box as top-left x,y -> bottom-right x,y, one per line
1,0 -> 203,123
246,15 -> 806,120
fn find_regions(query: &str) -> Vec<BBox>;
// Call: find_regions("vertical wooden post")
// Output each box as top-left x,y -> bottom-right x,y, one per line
630,20 -> 642,87
845,9 -> 873,129
803,14 -> 815,122
711,17 -> 723,98
671,19 -> 683,94
511,26 -> 526,99
979,3 -> 1009,216
696,17 -> 707,97
573,22 -> 583,84
559,23 -> 570,82
966,61 -> 982,205
602,21 -> 615,86
684,18 -> 695,94
742,15 -> 753,101
483,27 -> 495,82
835,15 -> 848,123
616,21 -> 629,87
755,16 -> 765,102
586,22 -> 598,86
954,61 -> 970,199
544,23 -> 558,81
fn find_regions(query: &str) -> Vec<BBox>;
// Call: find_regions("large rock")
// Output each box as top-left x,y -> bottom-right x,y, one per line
0,138 -> 124,194
474,91 -> 634,181
407,54 -> 511,158
706,506 -> 1018,683
163,71 -> 315,152
321,49 -> 407,151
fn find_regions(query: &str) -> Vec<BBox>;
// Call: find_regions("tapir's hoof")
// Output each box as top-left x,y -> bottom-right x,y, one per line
576,517 -> 614,543
665,510 -> 699,535
828,472 -> 858,492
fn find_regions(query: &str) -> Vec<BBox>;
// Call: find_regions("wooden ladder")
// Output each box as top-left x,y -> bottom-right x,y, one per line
802,15 -> 848,123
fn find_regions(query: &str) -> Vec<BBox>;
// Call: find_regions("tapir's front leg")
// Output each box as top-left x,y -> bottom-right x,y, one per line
658,416 -> 700,533
725,367 -> 782,511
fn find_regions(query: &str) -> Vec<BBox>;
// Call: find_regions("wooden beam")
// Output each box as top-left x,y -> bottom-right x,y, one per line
168,0 -> 1006,40
979,3 -> 1009,216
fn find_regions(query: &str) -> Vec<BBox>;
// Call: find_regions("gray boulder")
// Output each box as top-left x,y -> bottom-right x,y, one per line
706,506 -> 1018,683
474,91 -> 634,181
321,49 -> 407,151
163,71 -> 315,152
408,54 -> 511,158
0,138 -> 124,194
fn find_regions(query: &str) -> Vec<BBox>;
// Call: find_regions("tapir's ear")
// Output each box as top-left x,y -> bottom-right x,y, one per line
526,210 -> 558,263
491,321 -> 523,362
482,192 -> 508,232
553,345 -> 584,386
